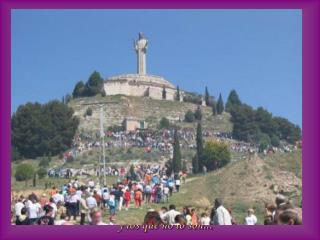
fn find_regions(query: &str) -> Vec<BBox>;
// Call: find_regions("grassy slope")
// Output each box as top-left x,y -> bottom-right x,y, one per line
68,95 -> 233,133
11,150 -> 301,225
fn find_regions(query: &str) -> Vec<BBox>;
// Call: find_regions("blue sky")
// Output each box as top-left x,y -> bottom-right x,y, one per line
11,10 -> 302,126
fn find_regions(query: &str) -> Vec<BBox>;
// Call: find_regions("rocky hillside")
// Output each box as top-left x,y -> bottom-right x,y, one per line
68,95 -> 232,133
168,151 -> 302,224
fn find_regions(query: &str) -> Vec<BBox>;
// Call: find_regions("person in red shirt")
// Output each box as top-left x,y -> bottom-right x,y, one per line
124,189 -> 131,210
134,189 -> 142,208
93,190 -> 102,208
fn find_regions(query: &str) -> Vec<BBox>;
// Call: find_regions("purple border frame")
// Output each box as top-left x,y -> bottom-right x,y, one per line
1,0 -> 319,240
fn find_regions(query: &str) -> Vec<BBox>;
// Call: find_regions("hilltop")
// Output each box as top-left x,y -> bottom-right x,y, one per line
68,95 -> 232,133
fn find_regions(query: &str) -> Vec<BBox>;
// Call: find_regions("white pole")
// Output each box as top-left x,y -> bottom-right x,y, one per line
100,107 -> 106,186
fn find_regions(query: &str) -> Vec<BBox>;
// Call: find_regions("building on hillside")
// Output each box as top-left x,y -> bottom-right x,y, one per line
104,32 -> 183,101
123,117 -> 147,131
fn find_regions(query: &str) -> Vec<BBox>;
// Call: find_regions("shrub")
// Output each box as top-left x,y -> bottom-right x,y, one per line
184,110 -> 195,123
15,163 -> 35,182
194,106 -> 202,121
66,155 -> 75,163
183,92 -> 202,105
202,140 -> 231,171
159,117 -> 170,129
86,107 -> 93,116
37,167 -> 48,179
39,156 -> 50,168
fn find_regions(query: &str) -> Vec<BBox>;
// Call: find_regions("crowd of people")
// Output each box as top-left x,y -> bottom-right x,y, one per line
12,164 -> 186,226
12,162 -> 301,227
143,195 -> 302,226
67,129 -> 298,164
68,129 -> 260,160
12,128 -> 301,226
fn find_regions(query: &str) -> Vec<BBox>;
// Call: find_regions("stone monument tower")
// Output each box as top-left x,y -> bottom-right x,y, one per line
134,32 -> 148,75
104,33 -> 182,101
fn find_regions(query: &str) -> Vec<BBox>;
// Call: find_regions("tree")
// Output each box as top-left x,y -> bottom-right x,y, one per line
159,117 -> 170,129
83,71 -> 104,97
162,86 -> 167,100
183,92 -> 202,105
175,86 -> 180,101
39,156 -> 50,168
270,134 -> 280,147
65,94 -> 72,104
194,106 -> 202,121
230,104 -> 259,142
11,101 -> 79,159
72,81 -> 85,98
196,123 -> 204,171
15,163 -> 35,186
172,128 -> 182,174
165,159 -> 173,176
230,103 -> 301,145
225,90 -> 242,112
204,86 -> 210,106
212,101 -> 217,116
216,93 -> 224,114
184,110 -> 195,123
202,141 -> 231,171
12,147 -> 21,161
37,167 -> 47,179
192,154 -> 199,174
273,117 -> 301,144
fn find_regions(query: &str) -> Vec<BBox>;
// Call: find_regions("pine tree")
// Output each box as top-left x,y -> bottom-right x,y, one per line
216,93 -> 224,114
212,101 -> 217,116
172,128 -> 182,174
196,122 -> 204,171
194,106 -> 202,121
205,86 -> 210,106
175,86 -> 180,101
192,154 -> 199,174
84,71 -> 104,97
162,86 -> 167,100
72,81 -> 85,98
225,89 -> 241,112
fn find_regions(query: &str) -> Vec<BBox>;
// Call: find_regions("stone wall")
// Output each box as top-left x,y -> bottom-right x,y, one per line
104,80 -> 176,100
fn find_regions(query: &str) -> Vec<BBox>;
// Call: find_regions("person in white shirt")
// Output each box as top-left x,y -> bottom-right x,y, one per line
212,198 -> 232,225
14,198 -> 25,220
65,190 -> 79,221
163,186 -> 170,203
162,204 -> 180,225
48,198 -> 58,219
102,189 -> 110,207
52,191 -> 64,204
175,179 -> 181,192
88,179 -> 95,189
245,208 -> 257,225
200,212 -> 211,225
27,199 -> 41,224
86,194 -> 97,210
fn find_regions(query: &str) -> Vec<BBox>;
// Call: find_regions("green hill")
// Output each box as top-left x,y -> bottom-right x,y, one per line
109,150 -> 302,225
